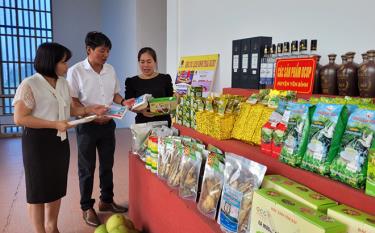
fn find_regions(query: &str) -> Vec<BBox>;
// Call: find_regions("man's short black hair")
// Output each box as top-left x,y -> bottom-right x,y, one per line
85,31 -> 112,50
34,42 -> 72,79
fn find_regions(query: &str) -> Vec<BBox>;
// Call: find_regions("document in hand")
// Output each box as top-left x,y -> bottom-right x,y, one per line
105,105 -> 128,119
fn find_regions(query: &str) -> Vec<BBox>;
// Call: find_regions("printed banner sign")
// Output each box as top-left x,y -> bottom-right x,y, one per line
175,54 -> 219,97
274,57 -> 317,94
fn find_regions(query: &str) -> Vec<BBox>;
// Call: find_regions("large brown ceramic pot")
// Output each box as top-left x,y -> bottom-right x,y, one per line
313,55 -> 322,94
337,52 -> 359,96
320,54 -> 339,95
358,50 -> 375,97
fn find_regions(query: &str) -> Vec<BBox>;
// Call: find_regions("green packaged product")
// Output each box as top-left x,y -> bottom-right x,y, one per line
262,175 -> 337,212
330,108 -> 375,189
301,104 -> 348,175
279,102 -> 314,167
327,204 -> 375,233
366,146 -> 375,197
250,189 -> 346,233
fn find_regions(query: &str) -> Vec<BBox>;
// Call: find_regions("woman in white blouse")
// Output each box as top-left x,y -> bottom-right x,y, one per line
13,42 -> 106,233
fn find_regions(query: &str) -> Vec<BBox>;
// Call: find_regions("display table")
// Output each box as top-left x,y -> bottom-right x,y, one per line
174,124 -> 375,216
128,154 -> 221,233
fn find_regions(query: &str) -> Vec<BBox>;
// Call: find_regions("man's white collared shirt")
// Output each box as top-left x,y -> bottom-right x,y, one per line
67,58 -> 120,106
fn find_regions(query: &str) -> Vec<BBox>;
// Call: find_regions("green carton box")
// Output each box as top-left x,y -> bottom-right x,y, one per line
262,175 -> 337,212
327,205 -> 375,233
149,97 -> 177,116
250,188 -> 346,233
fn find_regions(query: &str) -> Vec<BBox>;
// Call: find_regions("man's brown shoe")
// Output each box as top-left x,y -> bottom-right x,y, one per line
98,201 -> 128,213
82,208 -> 101,227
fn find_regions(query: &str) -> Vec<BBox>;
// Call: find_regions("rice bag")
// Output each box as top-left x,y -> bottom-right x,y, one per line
218,153 -> 267,233
301,104 -> 348,175
330,108 -> 375,188
279,103 -> 313,167
197,152 -> 225,220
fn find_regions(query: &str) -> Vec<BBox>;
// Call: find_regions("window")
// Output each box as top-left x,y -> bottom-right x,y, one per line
0,0 -> 53,134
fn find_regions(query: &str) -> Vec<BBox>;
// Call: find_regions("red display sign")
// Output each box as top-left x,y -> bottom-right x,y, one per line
274,57 -> 317,94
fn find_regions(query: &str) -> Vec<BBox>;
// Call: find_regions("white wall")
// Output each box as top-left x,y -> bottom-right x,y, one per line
53,0 -> 167,128
101,0 -> 138,127
167,0 -> 375,93
52,0 -> 101,65
136,0 -> 167,73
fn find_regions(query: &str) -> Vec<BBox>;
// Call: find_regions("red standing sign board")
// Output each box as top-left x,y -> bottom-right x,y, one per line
274,57 -> 317,94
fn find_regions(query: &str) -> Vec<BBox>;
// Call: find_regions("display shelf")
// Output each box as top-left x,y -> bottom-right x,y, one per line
174,124 -> 375,216
128,154 -> 222,233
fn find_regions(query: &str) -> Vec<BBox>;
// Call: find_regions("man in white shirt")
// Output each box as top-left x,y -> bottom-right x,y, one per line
67,31 -> 133,227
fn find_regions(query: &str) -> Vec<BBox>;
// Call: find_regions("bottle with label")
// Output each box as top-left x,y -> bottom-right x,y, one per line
268,44 -> 277,85
259,45 -> 269,85
291,40 -> 299,58
337,52 -> 359,96
358,50 -> 375,97
277,43 -> 284,58
320,54 -> 339,95
313,55 -> 322,94
283,42 -> 291,57
299,39 -> 308,57
310,40 -> 318,55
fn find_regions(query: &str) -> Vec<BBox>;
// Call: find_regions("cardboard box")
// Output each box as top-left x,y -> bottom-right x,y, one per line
250,189 -> 346,233
327,205 -> 375,233
149,97 -> 177,116
262,175 -> 337,212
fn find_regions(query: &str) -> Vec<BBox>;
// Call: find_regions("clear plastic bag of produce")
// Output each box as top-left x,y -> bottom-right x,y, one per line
197,152 -> 225,220
218,153 -> 267,233
178,147 -> 203,200
167,141 -> 184,188
130,121 -> 168,161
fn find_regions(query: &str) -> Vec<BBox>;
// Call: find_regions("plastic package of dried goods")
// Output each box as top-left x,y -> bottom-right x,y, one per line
197,152 -> 225,220
130,123 -> 152,161
131,94 -> 152,111
157,137 -> 177,180
218,153 -> 267,233
179,147 -> 203,200
330,108 -> 375,189
301,104 -> 348,175
279,103 -> 313,167
167,141 -> 184,188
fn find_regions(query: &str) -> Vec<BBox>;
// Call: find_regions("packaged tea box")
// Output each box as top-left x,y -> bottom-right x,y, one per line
272,123 -> 287,159
330,108 -> 375,189
131,94 -> 152,111
279,102 -> 313,167
218,153 -> 267,233
301,104 -> 348,175
250,189 -> 346,233
261,122 -> 274,155
149,97 -> 177,115
366,146 -> 375,197
262,175 -> 337,212
327,205 -> 375,233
